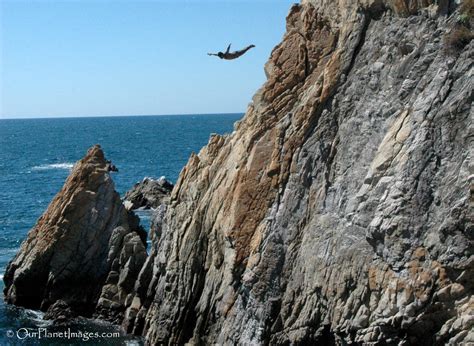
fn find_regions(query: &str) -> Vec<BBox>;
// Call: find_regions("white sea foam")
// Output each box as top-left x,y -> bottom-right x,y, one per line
32,163 -> 74,171
21,308 -> 52,327
25,309 -> 45,320
2,248 -> 20,254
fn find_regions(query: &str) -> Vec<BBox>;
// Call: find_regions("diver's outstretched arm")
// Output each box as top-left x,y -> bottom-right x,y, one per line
207,52 -> 219,56
225,43 -> 231,54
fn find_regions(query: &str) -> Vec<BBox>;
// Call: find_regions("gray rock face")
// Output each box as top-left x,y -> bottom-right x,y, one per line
120,1 -> 473,345
3,145 -> 147,320
94,229 -> 147,324
123,177 -> 173,210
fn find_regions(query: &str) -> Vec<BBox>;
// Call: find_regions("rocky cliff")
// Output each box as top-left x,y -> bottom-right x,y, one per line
3,145 -> 147,323
122,1 -> 473,344
4,0 -> 473,345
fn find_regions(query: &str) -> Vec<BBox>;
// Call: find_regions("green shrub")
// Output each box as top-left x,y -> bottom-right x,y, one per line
457,13 -> 470,25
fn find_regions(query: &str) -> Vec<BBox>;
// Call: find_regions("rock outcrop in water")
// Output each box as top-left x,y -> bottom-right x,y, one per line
3,145 -> 147,322
4,0 -> 474,345
123,177 -> 174,210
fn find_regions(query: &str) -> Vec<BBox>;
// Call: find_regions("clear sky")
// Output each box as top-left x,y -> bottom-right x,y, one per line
0,0 -> 295,119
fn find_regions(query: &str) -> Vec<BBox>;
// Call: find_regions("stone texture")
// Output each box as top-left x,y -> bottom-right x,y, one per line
3,145 -> 147,320
44,300 -> 77,323
123,177 -> 173,210
120,1 -> 473,345
4,1 -> 473,345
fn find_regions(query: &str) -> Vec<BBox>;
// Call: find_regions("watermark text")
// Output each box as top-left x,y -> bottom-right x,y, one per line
6,327 -> 120,342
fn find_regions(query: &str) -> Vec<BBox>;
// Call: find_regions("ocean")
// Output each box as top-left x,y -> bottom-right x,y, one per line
0,114 -> 241,345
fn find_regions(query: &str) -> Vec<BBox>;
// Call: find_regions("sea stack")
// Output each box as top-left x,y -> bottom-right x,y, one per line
3,145 -> 147,322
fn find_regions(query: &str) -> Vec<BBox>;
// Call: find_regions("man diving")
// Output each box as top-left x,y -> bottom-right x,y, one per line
208,44 -> 255,60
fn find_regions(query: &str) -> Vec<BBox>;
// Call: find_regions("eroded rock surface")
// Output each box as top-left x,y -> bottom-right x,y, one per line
3,145 -> 147,321
121,1 -> 473,345
123,177 -> 173,210
4,0 -> 473,345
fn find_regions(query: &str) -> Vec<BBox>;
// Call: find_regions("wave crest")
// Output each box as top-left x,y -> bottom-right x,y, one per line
31,163 -> 74,171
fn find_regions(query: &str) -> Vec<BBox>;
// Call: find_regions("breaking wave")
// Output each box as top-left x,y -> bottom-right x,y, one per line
31,163 -> 74,171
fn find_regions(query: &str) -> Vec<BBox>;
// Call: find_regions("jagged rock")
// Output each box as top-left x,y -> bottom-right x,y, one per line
3,145 -> 147,321
4,1 -> 473,345
123,177 -> 173,210
94,231 -> 147,324
44,300 -> 76,323
122,204 -> 167,335
120,1 -> 473,345
106,159 -> 119,172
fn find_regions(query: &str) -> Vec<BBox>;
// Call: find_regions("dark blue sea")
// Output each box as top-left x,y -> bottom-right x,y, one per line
0,114 -> 241,345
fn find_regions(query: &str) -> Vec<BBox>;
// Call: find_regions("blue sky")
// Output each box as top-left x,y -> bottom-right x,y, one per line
0,0 -> 295,118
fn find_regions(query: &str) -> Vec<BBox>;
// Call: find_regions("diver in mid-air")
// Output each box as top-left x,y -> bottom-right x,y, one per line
208,44 -> 255,60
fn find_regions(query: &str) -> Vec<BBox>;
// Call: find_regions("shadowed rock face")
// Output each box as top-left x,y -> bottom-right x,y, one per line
120,1 -> 472,345
3,145 -> 147,321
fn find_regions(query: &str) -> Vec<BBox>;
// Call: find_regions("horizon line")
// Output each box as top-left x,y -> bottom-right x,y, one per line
0,112 -> 245,121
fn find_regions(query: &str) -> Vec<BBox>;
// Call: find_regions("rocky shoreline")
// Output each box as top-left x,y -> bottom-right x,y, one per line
3,1 -> 473,344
